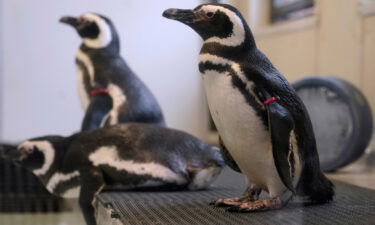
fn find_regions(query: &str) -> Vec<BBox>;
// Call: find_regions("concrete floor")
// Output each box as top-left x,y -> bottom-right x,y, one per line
328,173 -> 375,189
329,172 -> 375,190
0,170 -> 374,225
0,200 -> 85,225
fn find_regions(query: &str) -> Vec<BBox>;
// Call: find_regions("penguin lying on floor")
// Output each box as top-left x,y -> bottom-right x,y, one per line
163,4 -> 334,212
0,123 -> 224,225
60,13 -> 165,131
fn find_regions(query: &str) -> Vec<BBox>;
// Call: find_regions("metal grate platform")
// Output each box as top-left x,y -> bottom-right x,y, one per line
0,157 -> 68,213
95,169 -> 375,225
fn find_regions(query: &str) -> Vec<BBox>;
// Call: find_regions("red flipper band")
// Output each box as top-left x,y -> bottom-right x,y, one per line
263,97 -> 277,105
90,89 -> 109,96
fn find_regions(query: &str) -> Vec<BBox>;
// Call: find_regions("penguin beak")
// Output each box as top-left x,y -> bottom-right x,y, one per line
163,8 -> 196,24
59,16 -> 79,28
0,145 -> 24,161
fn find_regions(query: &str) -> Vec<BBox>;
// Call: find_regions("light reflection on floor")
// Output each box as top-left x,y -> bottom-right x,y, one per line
0,200 -> 85,225
329,172 -> 375,190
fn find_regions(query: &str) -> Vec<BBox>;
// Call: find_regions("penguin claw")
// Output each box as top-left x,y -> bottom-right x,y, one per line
210,197 -> 246,207
225,198 -> 282,213
226,202 -> 263,213
211,187 -> 262,208
209,200 -> 217,206
226,206 -> 241,212
209,199 -> 230,207
215,201 -> 232,207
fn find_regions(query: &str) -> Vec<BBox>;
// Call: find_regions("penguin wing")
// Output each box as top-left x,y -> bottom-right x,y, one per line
219,136 -> 241,173
81,94 -> 112,131
260,89 -> 295,193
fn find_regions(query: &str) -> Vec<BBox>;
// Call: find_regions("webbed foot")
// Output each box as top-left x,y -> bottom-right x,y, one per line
210,186 -> 261,207
210,195 -> 249,207
226,197 -> 282,212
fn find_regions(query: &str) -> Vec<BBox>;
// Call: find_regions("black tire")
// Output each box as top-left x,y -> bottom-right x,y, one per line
293,76 -> 373,172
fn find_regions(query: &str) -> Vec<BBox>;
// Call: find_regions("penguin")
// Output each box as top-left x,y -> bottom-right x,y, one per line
59,13 -> 165,131
163,4 -> 334,212
0,123 -> 224,225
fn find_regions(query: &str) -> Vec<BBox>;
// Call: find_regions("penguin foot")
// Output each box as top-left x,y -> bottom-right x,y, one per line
209,196 -> 249,207
210,186 -> 261,207
226,197 -> 282,212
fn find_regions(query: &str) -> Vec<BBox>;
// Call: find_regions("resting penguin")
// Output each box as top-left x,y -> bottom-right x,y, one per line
0,123 -> 224,225
60,13 -> 165,131
163,4 -> 334,212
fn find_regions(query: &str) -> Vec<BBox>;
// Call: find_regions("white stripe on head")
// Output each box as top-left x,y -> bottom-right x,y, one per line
18,141 -> 55,176
81,13 -> 112,49
200,5 -> 246,47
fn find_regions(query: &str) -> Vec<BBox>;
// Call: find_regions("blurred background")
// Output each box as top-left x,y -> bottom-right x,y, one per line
0,0 -> 374,143
0,0 -> 206,141
0,0 -> 374,224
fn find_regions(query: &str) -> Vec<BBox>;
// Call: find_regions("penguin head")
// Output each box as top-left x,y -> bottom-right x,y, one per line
60,13 -> 119,49
163,4 -> 251,47
14,141 -> 47,170
4,136 -> 64,174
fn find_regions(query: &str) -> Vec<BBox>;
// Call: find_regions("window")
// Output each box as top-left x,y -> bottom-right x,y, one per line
271,0 -> 314,23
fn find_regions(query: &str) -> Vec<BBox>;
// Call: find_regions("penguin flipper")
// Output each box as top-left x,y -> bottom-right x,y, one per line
219,136 -> 241,173
79,167 -> 105,225
81,94 -> 112,131
260,90 -> 295,193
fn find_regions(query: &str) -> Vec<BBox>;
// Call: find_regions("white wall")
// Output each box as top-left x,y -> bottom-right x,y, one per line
0,0 -> 209,142
0,0 -> 3,138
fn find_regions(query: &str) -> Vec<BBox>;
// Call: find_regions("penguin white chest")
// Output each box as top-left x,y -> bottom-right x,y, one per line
76,49 -> 95,110
76,66 -> 90,110
202,71 -> 276,186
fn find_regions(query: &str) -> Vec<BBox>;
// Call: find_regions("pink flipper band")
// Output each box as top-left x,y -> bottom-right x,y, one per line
262,97 -> 277,105
90,89 -> 109,96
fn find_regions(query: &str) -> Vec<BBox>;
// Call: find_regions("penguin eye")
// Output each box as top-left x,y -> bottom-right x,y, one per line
26,147 -> 34,153
206,12 -> 214,18
77,17 -> 92,28
21,146 -> 34,154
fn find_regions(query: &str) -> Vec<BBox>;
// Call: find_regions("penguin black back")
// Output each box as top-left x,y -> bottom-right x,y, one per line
1,123 -> 224,225
60,13 -> 165,131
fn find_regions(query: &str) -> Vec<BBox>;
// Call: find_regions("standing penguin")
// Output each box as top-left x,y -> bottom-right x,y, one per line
60,13 -> 165,131
0,123 -> 224,225
163,4 -> 334,212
